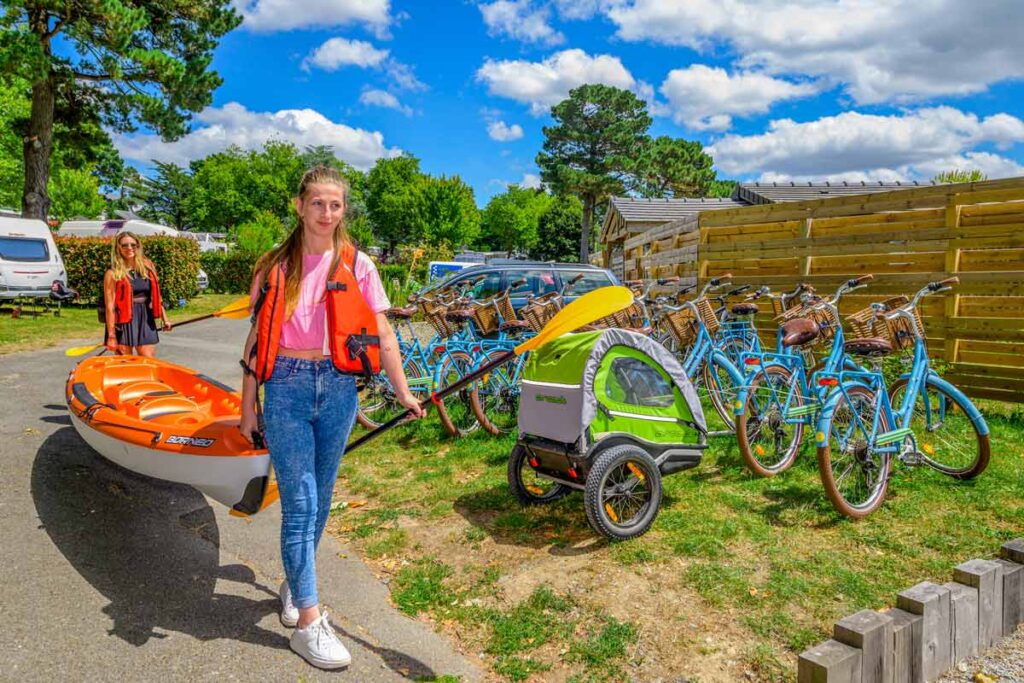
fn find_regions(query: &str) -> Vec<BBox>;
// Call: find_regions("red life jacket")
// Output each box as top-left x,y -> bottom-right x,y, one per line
252,244 -> 380,381
113,264 -> 163,324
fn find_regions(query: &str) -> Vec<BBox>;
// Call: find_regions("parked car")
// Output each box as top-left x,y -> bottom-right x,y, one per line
416,262 -> 620,310
0,215 -> 67,299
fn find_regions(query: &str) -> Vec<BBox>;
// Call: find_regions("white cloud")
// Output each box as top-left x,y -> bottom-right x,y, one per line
476,48 -> 636,115
480,0 -> 564,46
487,120 -> 524,141
552,0 -> 604,21
114,102 -> 400,171
660,65 -> 817,131
302,38 -> 389,72
385,60 -> 428,92
359,89 -> 412,116
234,0 -> 393,36
605,0 -> 1024,104
519,173 -> 543,189
708,107 -> 1024,182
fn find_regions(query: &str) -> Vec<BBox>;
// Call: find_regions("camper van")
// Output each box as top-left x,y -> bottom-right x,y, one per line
99,219 -> 179,237
58,220 -> 107,237
0,216 -> 67,299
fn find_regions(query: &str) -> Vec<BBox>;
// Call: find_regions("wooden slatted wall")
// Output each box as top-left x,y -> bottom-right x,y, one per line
623,215 -> 700,284
696,177 -> 1024,403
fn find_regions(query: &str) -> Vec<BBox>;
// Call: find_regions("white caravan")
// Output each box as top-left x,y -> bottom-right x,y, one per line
0,215 -> 67,299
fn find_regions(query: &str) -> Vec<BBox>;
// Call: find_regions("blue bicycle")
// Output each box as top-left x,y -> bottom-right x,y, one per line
814,277 -> 990,518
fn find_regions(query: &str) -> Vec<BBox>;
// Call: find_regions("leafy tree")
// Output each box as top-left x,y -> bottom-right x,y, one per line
48,166 -> 105,221
1,0 -> 240,219
417,175 -> 479,248
235,210 -> 284,254
479,185 -> 552,256
135,161 -> 193,229
536,84 -> 651,262
186,148 -> 251,231
366,155 -> 425,256
707,179 -> 737,198
932,169 -> 987,184
636,136 -> 716,197
532,195 -> 583,263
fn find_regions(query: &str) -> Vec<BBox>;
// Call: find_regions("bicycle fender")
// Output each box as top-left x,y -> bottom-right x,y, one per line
710,349 -> 748,414
919,374 -> 991,436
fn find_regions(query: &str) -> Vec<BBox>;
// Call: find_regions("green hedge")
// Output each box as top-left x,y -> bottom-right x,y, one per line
56,236 -> 200,303
200,250 -> 261,294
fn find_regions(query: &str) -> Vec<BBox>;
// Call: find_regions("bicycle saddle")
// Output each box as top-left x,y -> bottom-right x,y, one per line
780,318 -> 820,347
385,305 -> 417,319
843,337 -> 894,357
731,303 -> 759,316
445,309 -> 475,322
499,320 -> 530,333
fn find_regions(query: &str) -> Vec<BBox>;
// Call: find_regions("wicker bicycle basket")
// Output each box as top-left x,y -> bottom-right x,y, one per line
418,298 -> 459,338
472,292 -> 517,335
520,292 -> 562,333
664,298 -> 719,345
771,294 -> 804,318
593,300 -> 647,330
846,295 -> 923,350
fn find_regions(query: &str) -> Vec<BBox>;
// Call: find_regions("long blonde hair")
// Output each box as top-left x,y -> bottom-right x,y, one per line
256,166 -> 351,318
110,231 -> 151,281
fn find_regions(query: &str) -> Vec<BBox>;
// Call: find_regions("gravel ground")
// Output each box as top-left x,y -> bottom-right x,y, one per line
937,625 -> 1024,683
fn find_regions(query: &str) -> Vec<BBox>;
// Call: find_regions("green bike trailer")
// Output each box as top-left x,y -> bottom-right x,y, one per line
510,328 -> 707,540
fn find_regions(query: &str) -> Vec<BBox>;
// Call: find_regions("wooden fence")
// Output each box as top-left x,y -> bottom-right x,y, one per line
695,177 -> 1024,403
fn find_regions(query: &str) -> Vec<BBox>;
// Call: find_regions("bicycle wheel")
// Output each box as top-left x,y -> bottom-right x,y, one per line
888,378 -> 990,479
471,348 -> 521,435
435,349 -> 480,437
701,355 -> 740,431
817,385 -> 892,518
357,362 -> 414,429
507,443 -> 570,505
737,364 -> 805,476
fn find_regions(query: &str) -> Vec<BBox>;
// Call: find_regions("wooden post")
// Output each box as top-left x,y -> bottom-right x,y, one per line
944,582 -> 980,661
799,639 -> 862,683
954,559 -> 1004,649
896,582 -> 952,681
800,217 -> 814,277
834,610 -> 893,683
886,608 -> 923,683
943,198 -> 963,363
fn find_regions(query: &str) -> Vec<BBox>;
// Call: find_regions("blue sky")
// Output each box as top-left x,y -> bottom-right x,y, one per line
114,0 -> 1024,205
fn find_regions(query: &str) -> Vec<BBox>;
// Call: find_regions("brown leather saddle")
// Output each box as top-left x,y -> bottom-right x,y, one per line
731,303 -> 759,316
780,318 -> 820,347
843,337 -> 894,357
385,305 -> 417,320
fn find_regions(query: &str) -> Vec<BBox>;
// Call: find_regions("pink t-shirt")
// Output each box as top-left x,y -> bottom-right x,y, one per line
249,250 -> 391,351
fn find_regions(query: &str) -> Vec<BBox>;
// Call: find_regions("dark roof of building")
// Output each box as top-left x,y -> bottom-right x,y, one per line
737,180 -> 940,205
608,196 -> 748,222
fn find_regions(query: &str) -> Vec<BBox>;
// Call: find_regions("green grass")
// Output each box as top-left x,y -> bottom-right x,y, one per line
333,396 -> 1024,681
0,293 -> 243,354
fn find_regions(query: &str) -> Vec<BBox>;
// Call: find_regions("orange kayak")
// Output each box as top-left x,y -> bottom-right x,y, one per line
65,355 -> 278,516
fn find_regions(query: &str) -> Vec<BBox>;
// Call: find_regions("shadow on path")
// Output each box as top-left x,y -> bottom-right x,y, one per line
31,426 -> 287,650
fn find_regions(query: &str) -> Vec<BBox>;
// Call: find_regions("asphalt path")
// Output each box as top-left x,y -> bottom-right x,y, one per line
0,317 -> 482,682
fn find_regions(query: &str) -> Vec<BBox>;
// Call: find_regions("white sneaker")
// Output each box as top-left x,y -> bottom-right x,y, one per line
290,612 -> 352,670
279,579 -> 298,627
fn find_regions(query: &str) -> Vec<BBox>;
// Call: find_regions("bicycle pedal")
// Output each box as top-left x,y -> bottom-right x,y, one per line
899,451 -> 924,467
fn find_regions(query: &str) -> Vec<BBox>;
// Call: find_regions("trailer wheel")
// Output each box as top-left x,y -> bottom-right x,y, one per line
584,445 -> 662,541
507,444 -> 571,506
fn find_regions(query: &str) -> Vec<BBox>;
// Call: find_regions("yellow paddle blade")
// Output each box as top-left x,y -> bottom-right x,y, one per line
514,286 -> 634,355
212,296 -> 253,320
65,342 -> 103,357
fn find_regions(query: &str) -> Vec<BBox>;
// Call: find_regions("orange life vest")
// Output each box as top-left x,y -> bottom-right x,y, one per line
113,264 -> 163,324
252,244 -> 380,381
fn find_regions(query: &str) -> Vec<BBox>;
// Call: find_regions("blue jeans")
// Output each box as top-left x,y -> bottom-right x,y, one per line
263,356 -> 358,609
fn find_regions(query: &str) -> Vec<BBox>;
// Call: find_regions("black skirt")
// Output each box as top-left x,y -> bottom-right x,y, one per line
115,301 -> 160,347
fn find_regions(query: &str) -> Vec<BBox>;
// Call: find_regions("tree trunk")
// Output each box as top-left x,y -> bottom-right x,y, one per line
580,194 -> 593,264
22,73 -> 55,220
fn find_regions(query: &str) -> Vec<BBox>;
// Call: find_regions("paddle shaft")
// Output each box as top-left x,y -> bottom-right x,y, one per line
346,348 -> 515,453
